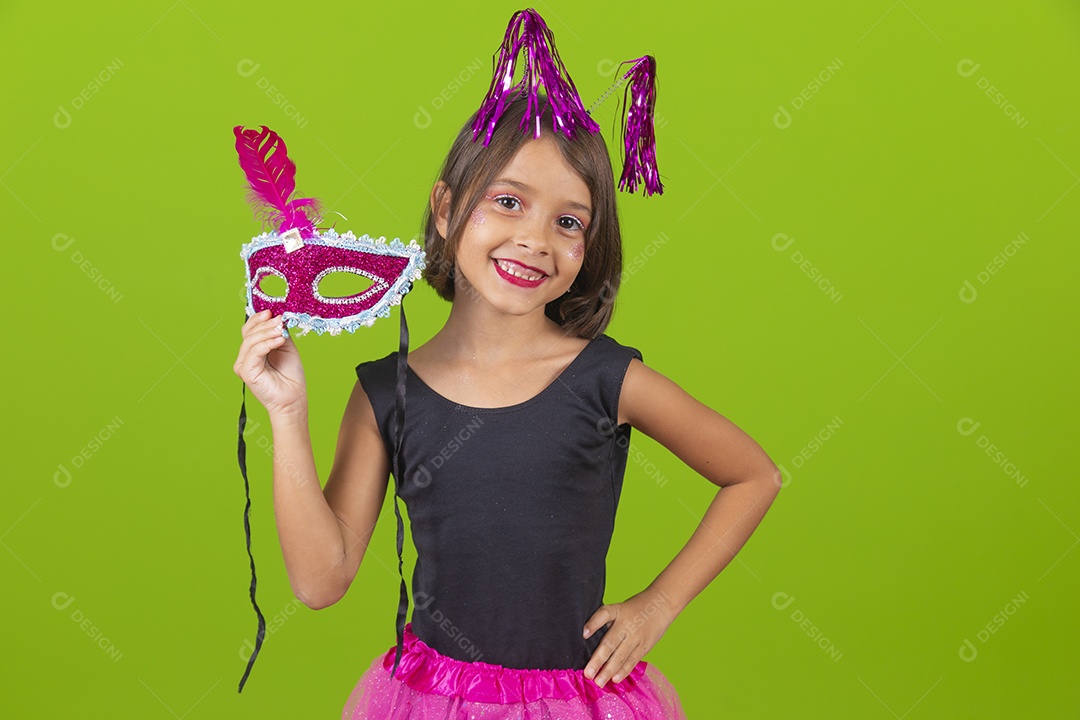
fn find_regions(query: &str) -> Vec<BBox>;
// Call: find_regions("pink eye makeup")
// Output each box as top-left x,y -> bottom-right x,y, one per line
488,193 -> 522,211
486,192 -> 588,234
558,215 -> 586,232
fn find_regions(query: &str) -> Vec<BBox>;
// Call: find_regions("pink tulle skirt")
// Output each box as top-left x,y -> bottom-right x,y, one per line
341,623 -> 688,720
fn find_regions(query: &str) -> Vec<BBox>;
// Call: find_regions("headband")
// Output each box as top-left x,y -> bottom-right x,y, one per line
471,8 -> 663,196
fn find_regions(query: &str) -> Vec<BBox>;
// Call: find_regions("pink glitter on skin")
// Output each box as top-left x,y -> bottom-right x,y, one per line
568,242 -> 584,262
470,207 -> 486,226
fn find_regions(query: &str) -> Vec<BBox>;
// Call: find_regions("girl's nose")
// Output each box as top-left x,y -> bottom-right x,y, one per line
512,215 -> 552,255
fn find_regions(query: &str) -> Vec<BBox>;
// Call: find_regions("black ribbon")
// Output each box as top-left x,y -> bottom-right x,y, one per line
390,301 -> 410,678
237,382 -> 265,693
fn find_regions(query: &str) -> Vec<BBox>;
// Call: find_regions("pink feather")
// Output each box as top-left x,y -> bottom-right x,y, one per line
233,125 -> 322,238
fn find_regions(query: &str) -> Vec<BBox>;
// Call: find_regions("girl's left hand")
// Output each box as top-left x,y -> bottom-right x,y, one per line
582,587 -> 678,688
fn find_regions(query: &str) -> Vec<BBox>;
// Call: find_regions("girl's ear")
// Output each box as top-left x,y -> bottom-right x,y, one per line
430,181 -> 452,239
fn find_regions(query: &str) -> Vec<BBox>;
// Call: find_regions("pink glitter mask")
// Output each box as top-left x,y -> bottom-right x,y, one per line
233,125 -> 425,335
242,230 -> 424,336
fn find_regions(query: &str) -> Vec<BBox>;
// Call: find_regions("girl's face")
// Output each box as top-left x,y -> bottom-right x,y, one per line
435,135 -> 592,318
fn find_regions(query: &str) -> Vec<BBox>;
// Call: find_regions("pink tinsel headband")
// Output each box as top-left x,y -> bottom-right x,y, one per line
471,8 -> 664,197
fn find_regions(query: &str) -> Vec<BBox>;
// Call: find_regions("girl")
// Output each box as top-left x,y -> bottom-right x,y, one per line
234,79 -> 781,720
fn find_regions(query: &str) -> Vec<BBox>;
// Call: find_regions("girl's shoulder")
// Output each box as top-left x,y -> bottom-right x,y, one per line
592,332 -> 644,366
354,350 -> 400,400
596,330 -> 644,367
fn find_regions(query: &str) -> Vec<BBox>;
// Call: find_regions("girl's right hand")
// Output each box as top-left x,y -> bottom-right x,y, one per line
233,310 -> 308,418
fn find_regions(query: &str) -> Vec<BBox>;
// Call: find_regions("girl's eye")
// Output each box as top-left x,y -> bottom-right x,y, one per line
558,216 -> 586,232
493,194 -> 521,211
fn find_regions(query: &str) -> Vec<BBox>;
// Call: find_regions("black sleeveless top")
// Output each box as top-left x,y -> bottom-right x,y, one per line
355,333 -> 642,670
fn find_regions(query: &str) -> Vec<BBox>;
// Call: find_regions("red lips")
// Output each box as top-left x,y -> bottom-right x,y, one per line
494,257 -> 548,275
492,258 -> 547,288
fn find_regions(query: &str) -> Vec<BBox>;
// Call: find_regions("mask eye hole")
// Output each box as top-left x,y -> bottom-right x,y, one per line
252,267 -> 288,301
258,274 -> 288,298
314,268 -> 378,303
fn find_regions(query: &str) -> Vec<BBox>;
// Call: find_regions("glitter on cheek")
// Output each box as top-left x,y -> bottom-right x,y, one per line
470,207 -> 486,226
568,242 -> 584,262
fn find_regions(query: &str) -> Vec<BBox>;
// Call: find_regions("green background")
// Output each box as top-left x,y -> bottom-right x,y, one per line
2,0 -> 1077,717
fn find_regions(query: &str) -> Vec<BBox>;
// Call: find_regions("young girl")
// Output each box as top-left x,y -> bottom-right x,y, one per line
234,74 -> 781,720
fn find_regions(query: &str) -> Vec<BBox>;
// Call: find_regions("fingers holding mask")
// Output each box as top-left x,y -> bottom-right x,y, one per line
235,311 -> 286,380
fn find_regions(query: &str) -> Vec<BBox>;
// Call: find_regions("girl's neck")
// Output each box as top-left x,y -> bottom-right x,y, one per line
428,296 -> 570,363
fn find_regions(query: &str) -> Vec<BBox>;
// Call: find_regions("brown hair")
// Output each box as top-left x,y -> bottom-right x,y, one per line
421,94 -> 622,339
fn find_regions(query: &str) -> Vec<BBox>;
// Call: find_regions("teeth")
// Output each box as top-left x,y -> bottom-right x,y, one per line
496,259 -> 544,281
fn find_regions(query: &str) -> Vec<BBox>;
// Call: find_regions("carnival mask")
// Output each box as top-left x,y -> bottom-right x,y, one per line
234,125 -> 425,336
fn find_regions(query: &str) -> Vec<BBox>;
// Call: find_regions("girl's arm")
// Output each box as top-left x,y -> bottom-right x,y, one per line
584,357 -> 782,687
234,311 -> 390,610
267,383 -> 390,609
317,380 -> 392,605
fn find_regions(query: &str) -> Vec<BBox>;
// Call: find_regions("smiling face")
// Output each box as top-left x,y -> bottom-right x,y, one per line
423,94 -> 624,338
432,135 -> 593,318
